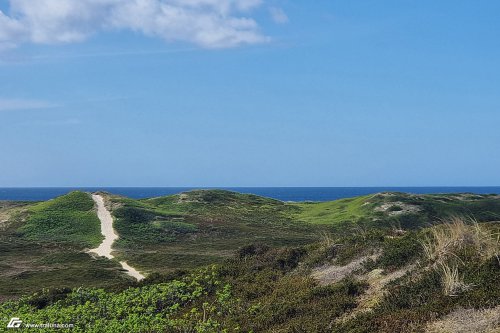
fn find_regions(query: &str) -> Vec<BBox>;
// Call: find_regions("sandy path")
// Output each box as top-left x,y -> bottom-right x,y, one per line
88,194 -> 118,259
88,194 -> 145,281
119,261 -> 144,281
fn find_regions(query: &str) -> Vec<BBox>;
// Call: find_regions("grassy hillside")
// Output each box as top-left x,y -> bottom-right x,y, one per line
0,192 -> 131,300
19,191 -> 103,248
108,190 -> 326,273
106,190 -> 500,274
1,217 -> 498,332
293,194 -> 376,225
293,192 -> 500,227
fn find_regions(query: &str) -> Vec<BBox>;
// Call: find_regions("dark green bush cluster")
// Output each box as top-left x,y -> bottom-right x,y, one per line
376,232 -> 423,270
0,266 -> 239,333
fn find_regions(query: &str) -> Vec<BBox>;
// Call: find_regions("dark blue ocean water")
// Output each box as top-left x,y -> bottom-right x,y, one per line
1,187 -> 500,202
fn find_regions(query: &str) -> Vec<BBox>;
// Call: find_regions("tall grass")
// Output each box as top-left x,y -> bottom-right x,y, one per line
421,216 -> 500,295
437,262 -> 472,296
422,216 -> 499,264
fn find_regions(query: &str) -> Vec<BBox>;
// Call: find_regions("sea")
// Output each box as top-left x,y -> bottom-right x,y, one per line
0,187 -> 500,202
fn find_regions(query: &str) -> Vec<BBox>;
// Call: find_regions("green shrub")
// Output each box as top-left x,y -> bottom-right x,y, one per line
376,232 -> 422,270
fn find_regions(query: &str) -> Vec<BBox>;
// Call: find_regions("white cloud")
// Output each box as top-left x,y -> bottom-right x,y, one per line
0,10 -> 25,50
269,7 -> 288,24
0,98 -> 59,111
0,0 -> 269,49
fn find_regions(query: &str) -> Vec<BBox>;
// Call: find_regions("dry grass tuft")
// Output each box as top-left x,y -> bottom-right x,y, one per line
422,216 -> 499,264
421,216 -> 500,295
437,262 -> 473,296
319,231 -> 335,249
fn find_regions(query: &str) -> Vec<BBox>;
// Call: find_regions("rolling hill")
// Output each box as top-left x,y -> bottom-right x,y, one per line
0,190 -> 499,332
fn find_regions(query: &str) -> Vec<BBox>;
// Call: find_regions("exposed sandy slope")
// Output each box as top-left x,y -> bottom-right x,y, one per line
88,194 -> 145,281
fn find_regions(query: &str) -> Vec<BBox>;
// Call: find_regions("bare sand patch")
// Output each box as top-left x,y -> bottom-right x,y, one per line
375,201 -> 422,216
311,253 -> 380,286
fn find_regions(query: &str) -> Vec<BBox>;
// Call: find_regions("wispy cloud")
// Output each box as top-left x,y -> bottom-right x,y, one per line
0,98 -> 59,111
0,0 -> 270,50
269,7 -> 289,24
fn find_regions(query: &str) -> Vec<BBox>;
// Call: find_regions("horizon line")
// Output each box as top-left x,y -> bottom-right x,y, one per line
2,186 -> 500,189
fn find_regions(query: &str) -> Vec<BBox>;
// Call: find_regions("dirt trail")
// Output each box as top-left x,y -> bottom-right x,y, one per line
88,194 -> 145,281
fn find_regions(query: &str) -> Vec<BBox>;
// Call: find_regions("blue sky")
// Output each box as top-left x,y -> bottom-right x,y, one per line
1,0 -> 500,187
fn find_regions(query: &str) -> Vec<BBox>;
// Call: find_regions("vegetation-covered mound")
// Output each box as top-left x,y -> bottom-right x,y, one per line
20,191 -> 103,248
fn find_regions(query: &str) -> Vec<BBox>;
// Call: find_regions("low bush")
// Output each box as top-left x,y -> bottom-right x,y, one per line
376,232 -> 422,270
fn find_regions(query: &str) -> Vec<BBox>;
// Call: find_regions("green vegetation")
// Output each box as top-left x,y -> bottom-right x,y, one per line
293,195 -> 377,225
0,266 -> 235,332
20,191 -> 103,248
294,192 -> 500,230
107,190 -> 500,274
375,232 -> 423,270
1,217 -> 498,332
109,190 -> 325,273
1,190 -> 500,331
0,192 -> 130,300
0,241 -> 130,300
